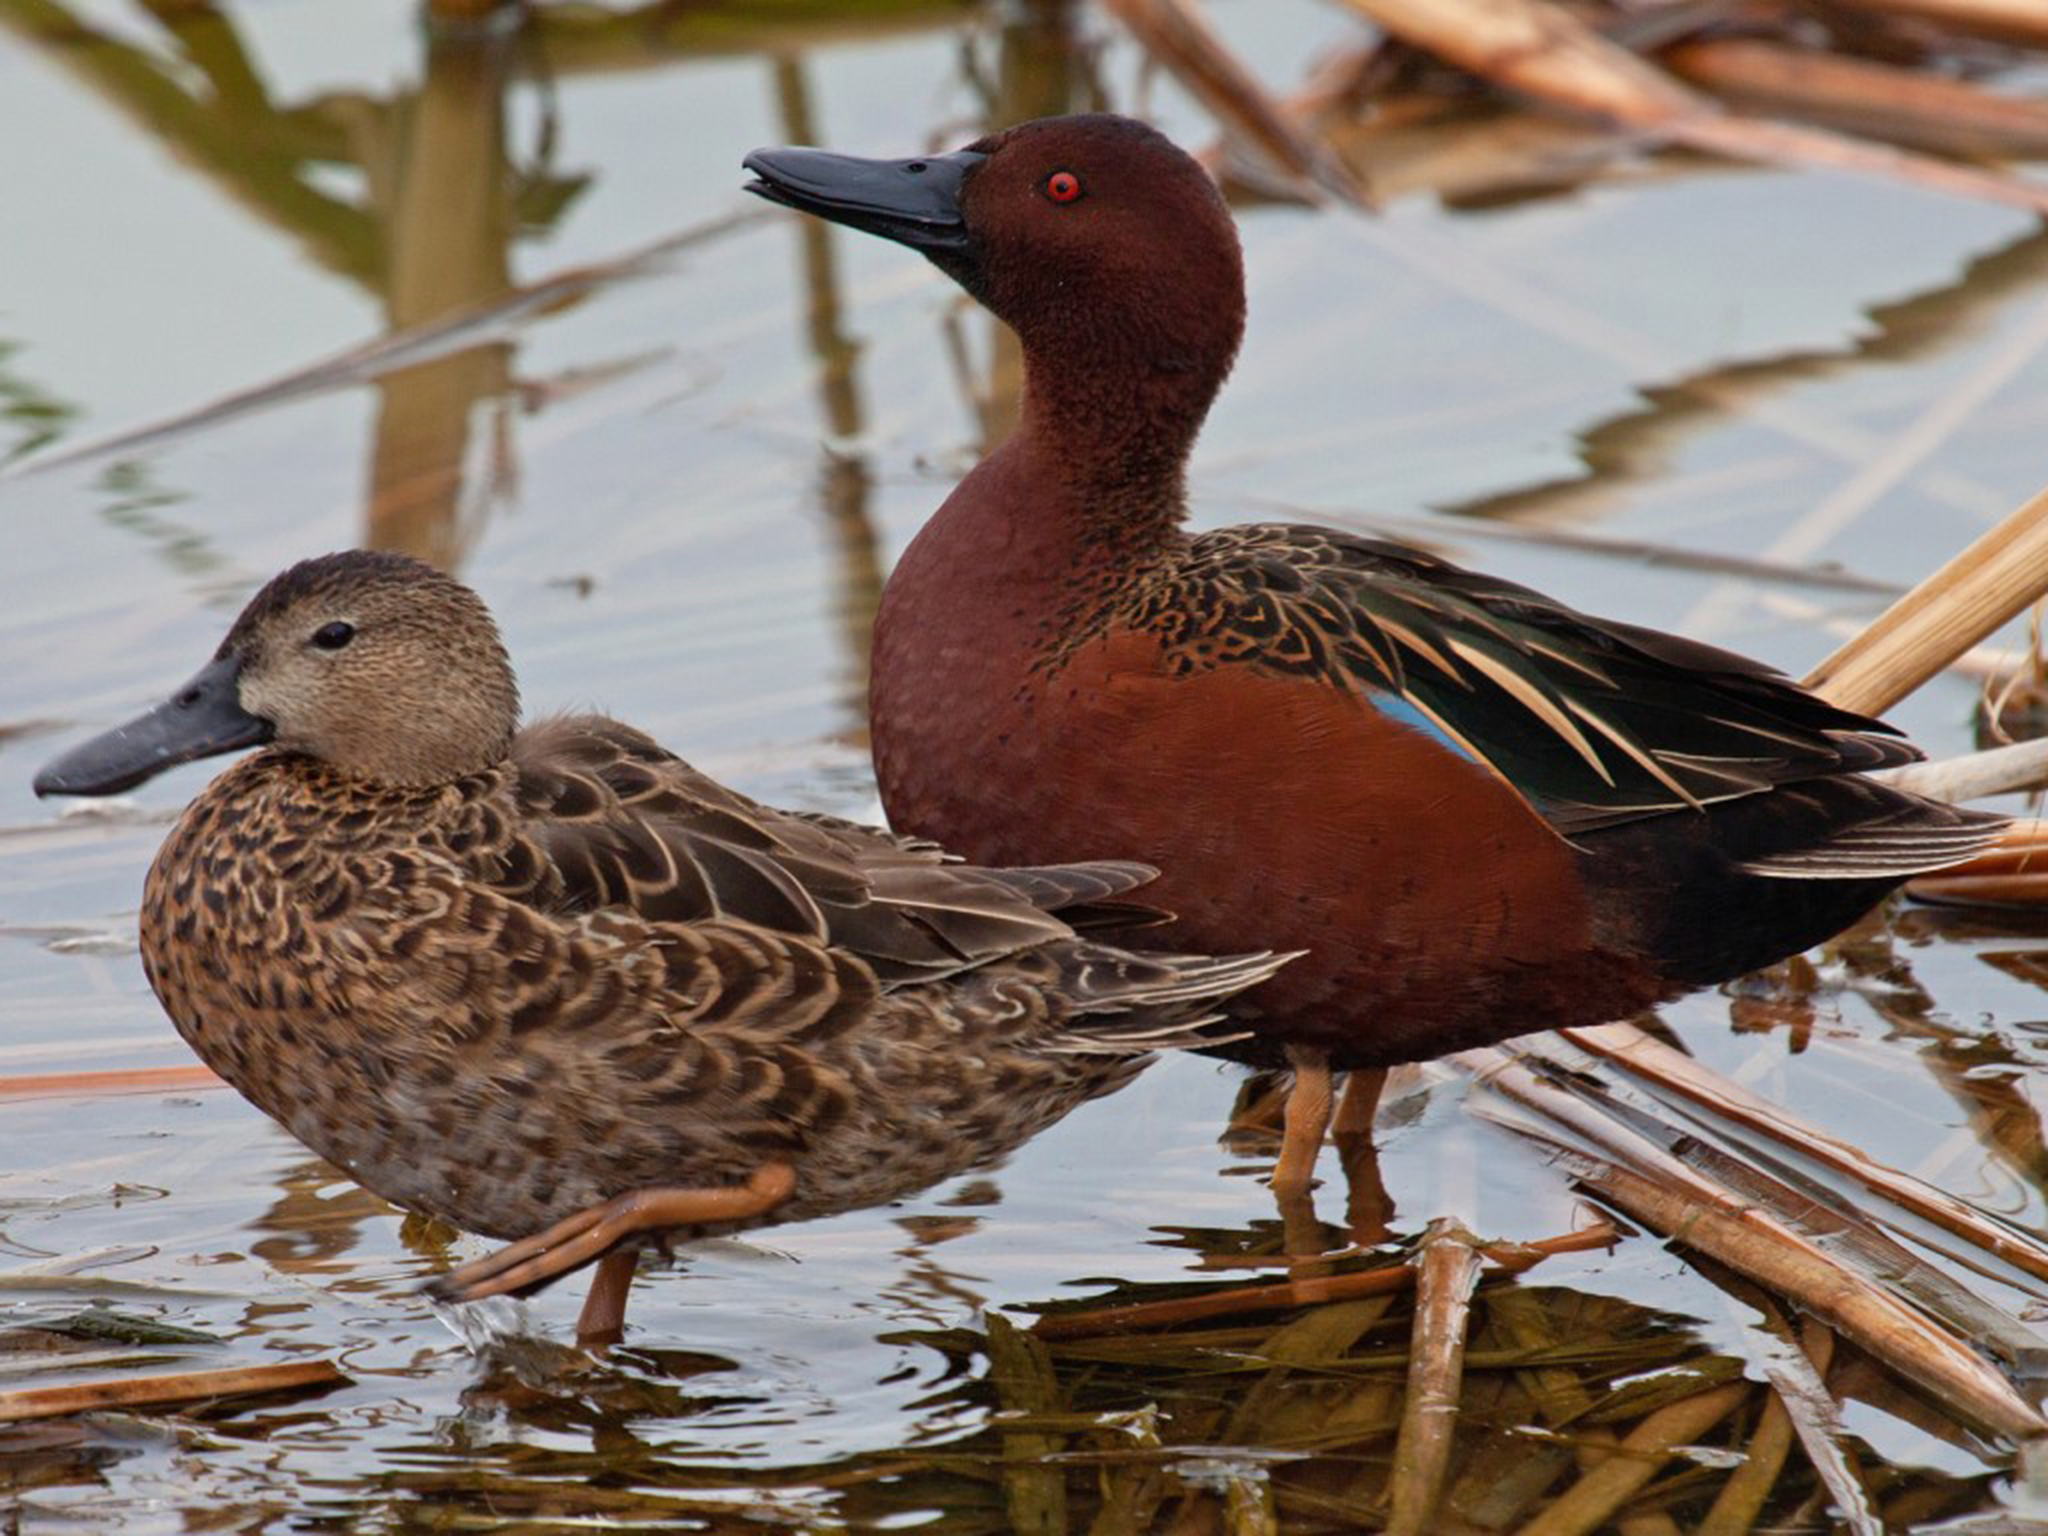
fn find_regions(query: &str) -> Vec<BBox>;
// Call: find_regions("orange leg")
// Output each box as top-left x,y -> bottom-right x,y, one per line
1330,1068 -> 1393,1246
427,1163 -> 797,1319
1271,1044 -> 1334,1200
573,1247 -> 640,1349
1332,1068 -> 1384,1140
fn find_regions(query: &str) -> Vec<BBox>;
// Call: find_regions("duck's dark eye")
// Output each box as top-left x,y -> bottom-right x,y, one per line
311,621 -> 355,651
1044,170 -> 1083,205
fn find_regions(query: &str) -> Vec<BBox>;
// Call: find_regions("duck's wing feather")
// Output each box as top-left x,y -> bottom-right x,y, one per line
768,808 -> 1167,925
377,860 -> 1284,1157
494,716 -> 1159,984
367,861 -> 872,1158
1146,527 -> 1922,836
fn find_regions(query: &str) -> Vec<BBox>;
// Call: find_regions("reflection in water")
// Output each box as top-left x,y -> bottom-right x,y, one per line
247,1159 -> 404,1277
771,55 -> 883,718
1447,222 -> 2048,534
295,1222 -> 2009,1532
0,0 -> 380,282
767,0 -> 1099,714
0,339 -> 76,467
886,1209 -> 994,1320
1889,908 -> 2048,1200
958,0 -> 1100,450
0,1 -> 582,570
362,24 -> 522,567
95,460 -> 226,578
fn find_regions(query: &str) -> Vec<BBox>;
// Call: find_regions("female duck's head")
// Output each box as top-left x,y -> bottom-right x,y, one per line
746,114 -> 1247,423
35,551 -> 520,796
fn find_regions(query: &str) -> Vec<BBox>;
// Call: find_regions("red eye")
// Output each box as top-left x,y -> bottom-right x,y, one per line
1044,170 -> 1083,204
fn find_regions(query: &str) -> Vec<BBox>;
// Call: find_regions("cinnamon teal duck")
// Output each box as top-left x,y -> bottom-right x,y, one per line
744,114 -> 2005,1197
33,550 -> 1291,1344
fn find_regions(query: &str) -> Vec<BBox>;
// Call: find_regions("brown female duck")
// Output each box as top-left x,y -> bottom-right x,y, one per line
33,551 -> 1289,1343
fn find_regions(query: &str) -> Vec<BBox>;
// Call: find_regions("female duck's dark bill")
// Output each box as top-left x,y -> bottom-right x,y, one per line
33,654 -> 272,798
742,146 -> 983,252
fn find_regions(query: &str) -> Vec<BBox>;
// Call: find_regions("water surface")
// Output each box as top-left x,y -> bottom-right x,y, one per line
7,1 -> 2048,1528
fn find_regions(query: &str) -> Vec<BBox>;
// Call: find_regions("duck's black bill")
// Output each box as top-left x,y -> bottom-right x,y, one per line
743,146 -> 983,252
33,655 -> 272,797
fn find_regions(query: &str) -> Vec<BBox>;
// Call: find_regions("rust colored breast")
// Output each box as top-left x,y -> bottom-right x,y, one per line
877,623 -> 1657,1063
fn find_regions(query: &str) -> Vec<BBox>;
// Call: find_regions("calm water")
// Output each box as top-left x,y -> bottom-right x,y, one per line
7,1 -> 2048,1529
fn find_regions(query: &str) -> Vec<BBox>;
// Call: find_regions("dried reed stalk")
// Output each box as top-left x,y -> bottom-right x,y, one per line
11,208 -> 766,482
1804,482 -> 2048,717
1908,817 -> 2048,904
1558,1021 -> 2048,1287
1883,744 -> 2048,804
1821,0 -> 2048,45
1660,86 -> 2048,221
0,1359 -> 344,1422
1319,97 -> 1637,207
1226,1479 -> 1280,1535
1517,1381 -> 1751,1536
1761,1323 -> 1884,1536
1664,1115 -> 2047,1374
1331,0 -> 2048,214
1032,1222 -> 1615,1340
1664,39 -> 2048,159
1463,1048 -> 2048,1442
1101,0 -> 1360,200
1339,0 -> 1698,125
1696,1376 -> 1795,1533
1387,1219 -> 1483,1536
0,1065 -> 224,1101
984,1314 -> 1067,1536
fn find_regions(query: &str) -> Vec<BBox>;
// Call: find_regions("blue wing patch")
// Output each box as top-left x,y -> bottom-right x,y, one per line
1367,690 -> 1482,767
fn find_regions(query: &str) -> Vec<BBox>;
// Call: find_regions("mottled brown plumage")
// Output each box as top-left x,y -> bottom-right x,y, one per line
34,551 -> 1288,1338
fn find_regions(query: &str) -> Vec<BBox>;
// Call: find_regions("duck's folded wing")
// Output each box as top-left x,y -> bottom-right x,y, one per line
1177,527 -> 1924,836
988,941 -> 1294,1053
372,863 -> 865,1152
497,716 -> 1159,984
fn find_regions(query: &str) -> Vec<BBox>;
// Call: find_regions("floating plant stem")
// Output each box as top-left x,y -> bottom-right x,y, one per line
1516,1380 -> 1751,1536
1033,1222 -> 1616,1340
1462,1048 -> 2048,1443
1806,481 -> 2048,718
0,1359 -> 345,1423
1386,1218 -> 1482,1536
0,1064 -> 224,1101
1559,1021 -> 2048,1290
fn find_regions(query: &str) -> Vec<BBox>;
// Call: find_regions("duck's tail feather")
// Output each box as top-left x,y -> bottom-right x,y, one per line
975,859 -> 1160,911
1742,800 -> 2007,879
1043,945 -> 1298,1052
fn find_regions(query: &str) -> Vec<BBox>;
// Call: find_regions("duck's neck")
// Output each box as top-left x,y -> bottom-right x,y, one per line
875,330 -> 1229,691
1002,335 -> 1228,559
